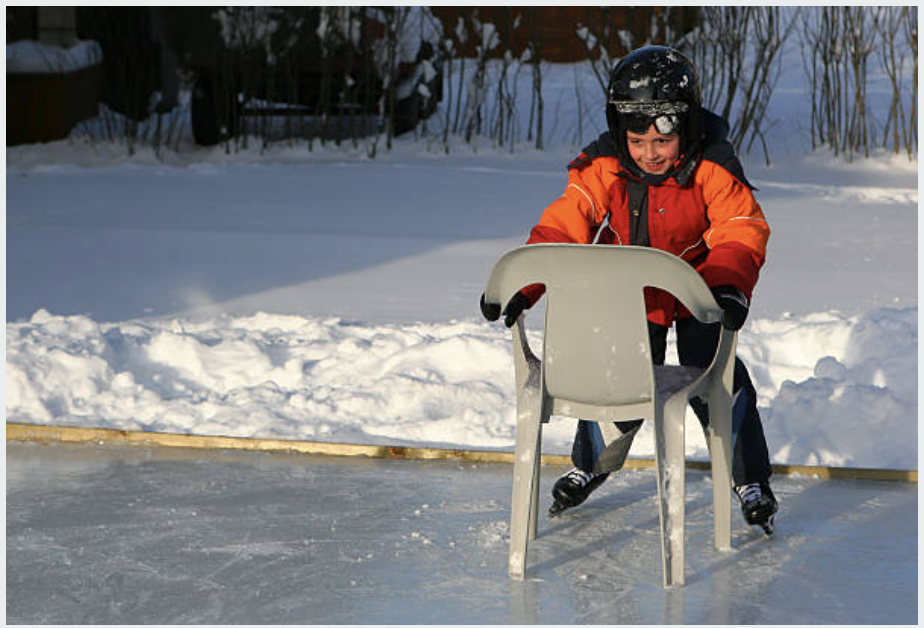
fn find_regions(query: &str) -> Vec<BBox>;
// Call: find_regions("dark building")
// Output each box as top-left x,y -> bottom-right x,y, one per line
6,7 -> 698,146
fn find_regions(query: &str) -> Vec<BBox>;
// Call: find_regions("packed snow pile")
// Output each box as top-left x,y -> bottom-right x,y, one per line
7,305 -> 916,470
744,309 -> 917,469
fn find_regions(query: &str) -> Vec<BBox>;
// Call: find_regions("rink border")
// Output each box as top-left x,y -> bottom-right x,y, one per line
6,422 -> 917,483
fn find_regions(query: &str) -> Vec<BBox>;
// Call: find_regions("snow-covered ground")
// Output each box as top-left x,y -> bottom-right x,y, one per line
5,55 -> 918,472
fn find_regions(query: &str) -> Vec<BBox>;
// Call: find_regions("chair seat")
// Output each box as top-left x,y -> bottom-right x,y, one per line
654,364 -> 706,399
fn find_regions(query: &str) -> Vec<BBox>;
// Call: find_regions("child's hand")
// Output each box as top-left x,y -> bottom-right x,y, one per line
501,292 -> 531,327
480,292 -> 501,321
480,291 -> 531,328
711,285 -> 749,331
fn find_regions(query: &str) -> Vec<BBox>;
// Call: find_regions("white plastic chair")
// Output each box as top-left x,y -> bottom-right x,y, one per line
484,243 -> 737,588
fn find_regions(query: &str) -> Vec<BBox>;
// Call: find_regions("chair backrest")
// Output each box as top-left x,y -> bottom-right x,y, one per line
484,244 -> 723,407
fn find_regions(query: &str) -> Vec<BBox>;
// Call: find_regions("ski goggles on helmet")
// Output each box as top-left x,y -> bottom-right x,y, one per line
610,100 -> 688,135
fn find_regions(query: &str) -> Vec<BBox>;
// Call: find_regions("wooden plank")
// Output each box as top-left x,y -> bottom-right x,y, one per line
6,422 -> 916,483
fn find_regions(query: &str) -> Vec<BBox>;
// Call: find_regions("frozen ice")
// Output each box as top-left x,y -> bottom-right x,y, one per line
6,442 -> 917,624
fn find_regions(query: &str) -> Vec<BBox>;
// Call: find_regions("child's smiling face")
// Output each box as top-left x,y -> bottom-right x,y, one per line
625,125 -> 681,175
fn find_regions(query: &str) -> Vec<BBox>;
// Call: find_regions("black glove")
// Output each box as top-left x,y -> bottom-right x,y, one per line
480,291 -> 531,328
480,292 -> 501,321
711,285 -> 749,331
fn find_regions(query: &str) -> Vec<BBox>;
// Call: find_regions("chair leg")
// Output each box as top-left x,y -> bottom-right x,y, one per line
709,330 -> 737,551
706,390 -> 733,551
509,410 -> 542,580
528,423 -> 542,542
655,395 -> 688,588
708,431 -> 733,551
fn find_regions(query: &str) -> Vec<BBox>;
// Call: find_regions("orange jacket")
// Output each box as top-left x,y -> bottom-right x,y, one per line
523,133 -> 769,327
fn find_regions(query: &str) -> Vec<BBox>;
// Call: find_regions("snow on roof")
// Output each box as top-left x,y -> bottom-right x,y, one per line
7,40 -> 103,74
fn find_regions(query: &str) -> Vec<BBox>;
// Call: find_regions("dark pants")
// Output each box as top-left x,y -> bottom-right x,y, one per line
571,317 -> 772,486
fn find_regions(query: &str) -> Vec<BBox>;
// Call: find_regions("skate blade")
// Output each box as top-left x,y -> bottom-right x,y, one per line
548,501 -> 570,518
759,515 -> 775,536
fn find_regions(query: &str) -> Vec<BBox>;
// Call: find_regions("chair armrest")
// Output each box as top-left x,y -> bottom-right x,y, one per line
713,327 -> 737,393
511,314 -> 546,421
701,326 -> 737,440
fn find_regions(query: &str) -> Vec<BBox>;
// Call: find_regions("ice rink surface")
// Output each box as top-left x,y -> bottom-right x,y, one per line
7,442 -> 917,624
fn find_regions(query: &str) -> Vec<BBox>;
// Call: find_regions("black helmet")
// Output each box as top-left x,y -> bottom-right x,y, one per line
606,46 -> 704,166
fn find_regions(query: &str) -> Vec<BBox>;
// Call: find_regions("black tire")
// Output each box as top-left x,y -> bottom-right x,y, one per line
191,70 -> 239,146
191,73 -> 219,145
393,91 -> 423,136
393,62 -> 442,135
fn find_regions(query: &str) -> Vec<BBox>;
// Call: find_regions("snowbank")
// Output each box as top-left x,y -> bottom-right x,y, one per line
745,309 -> 917,470
7,306 -> 916,470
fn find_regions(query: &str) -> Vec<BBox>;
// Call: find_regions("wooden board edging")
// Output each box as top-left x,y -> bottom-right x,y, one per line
6,422 -> 917,483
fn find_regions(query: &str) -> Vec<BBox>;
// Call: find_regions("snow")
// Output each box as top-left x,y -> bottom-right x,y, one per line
6,40 -> 103,74
5,54 -> 919,473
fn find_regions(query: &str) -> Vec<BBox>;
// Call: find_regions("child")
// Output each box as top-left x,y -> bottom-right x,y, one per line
480,46 -> 778,534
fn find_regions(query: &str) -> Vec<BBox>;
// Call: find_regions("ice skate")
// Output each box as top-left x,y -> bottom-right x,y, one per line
735,481 -> 778,535
548,468 -> 609,517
